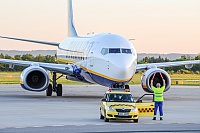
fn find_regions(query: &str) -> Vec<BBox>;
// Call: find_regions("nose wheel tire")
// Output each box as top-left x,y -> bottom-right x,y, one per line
46,84 -> 53,96
56,84 -> 62,96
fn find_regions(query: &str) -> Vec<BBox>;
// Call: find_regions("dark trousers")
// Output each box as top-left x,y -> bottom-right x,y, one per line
154,101 -> 163,117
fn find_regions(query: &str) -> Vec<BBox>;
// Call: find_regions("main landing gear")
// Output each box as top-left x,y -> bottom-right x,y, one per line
46,72 -> 63,96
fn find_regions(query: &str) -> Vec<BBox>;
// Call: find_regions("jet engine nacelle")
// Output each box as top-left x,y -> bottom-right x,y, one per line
20,66 -> 50,92
185,64 -> 193,69
141,68 -> 171,93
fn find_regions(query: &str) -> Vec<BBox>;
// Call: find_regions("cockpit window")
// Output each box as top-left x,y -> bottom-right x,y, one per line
131,48 -> 136,56
122,49 -> 132,54
101,48 -> 134,55
101,48 -> 109,55
109,48 -> 121,53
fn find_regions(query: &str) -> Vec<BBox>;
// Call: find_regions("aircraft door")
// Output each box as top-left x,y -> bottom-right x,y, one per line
85,41 -> 96,68
84,42 -> 93,67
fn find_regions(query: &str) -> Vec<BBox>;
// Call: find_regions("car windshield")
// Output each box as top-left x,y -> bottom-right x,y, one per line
107,94 -> 134,102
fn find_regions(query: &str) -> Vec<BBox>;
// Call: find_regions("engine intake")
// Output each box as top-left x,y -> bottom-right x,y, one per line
141,68 -> 171,93
20,66 -> 50,92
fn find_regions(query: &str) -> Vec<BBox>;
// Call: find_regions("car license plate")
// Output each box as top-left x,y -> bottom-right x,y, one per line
118,113 -> 129,116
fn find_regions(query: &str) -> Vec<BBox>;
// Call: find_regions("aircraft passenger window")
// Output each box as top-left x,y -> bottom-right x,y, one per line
122,49 -> 132,54
109,48 -> 121,53
101,48 -> 109,55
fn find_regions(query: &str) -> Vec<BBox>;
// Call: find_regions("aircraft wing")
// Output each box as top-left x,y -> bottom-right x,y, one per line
0,36 -> 59,46
136,60 -> 200,71
0,59 -> 74,75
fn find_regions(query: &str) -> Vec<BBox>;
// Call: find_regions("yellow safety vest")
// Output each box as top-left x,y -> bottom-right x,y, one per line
152,86 -> 165,102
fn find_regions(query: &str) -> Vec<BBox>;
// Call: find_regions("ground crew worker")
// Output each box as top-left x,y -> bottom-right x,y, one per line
151,73 -> 165,121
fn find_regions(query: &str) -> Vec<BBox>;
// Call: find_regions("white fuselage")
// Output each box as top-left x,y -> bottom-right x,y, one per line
57,33 -> 137,87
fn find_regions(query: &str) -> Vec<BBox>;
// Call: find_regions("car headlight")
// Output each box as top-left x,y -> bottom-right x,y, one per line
131,106 -> 137,112
107,107 -> 115,111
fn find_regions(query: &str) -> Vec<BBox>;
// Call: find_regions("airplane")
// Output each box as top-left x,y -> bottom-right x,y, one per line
0,0 -> 200,96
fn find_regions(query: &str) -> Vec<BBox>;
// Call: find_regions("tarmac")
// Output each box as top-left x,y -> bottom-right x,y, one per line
0,85 -> 200,133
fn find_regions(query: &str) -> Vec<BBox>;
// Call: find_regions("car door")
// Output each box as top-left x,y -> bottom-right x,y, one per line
135,94 -> 154,117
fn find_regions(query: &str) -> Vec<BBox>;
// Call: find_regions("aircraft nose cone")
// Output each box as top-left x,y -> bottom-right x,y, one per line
110,56 -> 134,68
108,55 -> 136,81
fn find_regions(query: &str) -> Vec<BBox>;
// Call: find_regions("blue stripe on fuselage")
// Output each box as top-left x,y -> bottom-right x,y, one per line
89,73 -> 129,87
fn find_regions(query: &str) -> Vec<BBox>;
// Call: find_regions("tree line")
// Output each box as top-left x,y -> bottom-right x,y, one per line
138,54 -> 200,74
0,53 -> 200,74
0,53 -> 57,72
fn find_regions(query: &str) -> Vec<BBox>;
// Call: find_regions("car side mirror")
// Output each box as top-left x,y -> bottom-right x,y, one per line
101,98 -> 106,102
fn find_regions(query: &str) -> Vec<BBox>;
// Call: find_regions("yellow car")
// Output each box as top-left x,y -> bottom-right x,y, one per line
100,89 -> 154,122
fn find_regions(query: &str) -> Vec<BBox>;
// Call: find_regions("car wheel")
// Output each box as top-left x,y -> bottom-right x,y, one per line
104,118 -> 109,122
133,119 -> 138,123
100,110 -> 104,119
104,111 -> 109,122
100,114 -> 104,119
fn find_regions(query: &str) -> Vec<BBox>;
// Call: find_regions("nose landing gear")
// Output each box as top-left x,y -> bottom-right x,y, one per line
112,84 -> 130,89
46,72 -> 63,96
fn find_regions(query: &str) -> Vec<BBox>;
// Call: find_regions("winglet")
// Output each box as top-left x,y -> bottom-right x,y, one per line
68,0 -> 78,37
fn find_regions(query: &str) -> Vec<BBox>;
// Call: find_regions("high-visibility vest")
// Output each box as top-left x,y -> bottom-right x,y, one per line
152,86 -> 165,102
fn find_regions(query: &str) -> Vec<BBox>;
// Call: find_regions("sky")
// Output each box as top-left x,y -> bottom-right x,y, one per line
0,0 -> 199,54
